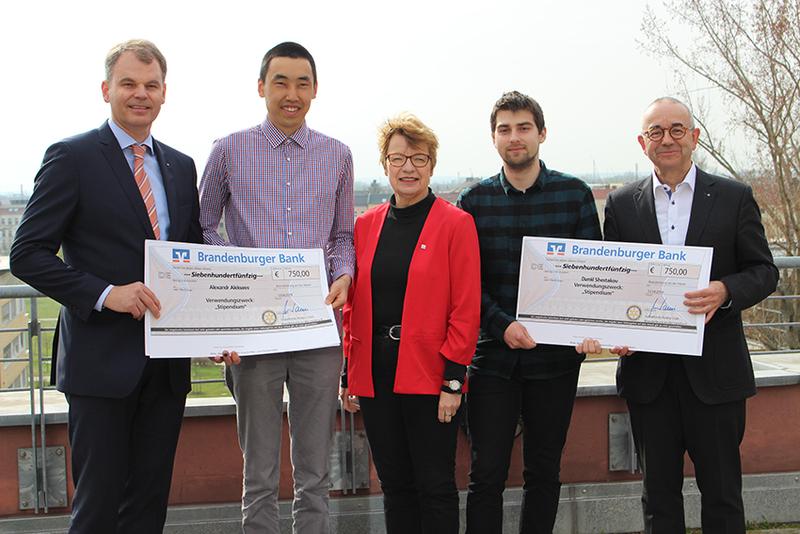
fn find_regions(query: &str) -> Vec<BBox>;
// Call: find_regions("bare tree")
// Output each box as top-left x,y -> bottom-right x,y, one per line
642,0 -> 800,349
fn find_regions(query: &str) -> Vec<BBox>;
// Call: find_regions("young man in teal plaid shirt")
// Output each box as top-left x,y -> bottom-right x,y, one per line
458,91 -> 601,534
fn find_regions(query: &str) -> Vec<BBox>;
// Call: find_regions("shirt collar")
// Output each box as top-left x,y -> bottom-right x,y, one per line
651,163 -> 697,196
261,117 -> 310,149
499,160 -> 549,195
107,119 -> 154,153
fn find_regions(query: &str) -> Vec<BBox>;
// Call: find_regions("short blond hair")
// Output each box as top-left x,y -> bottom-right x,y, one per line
105,39 -> 167,82
378,113 -> 439,172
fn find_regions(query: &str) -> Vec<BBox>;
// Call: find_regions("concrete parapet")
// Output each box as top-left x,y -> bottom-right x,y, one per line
1,472 -> 799,533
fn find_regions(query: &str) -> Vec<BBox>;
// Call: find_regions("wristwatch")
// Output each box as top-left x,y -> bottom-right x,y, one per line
441,379 -> 463,394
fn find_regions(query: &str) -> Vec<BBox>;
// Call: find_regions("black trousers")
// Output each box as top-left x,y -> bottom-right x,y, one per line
628,358 -> 746,534
359,336 -> 460,534
66,359 -> 186,534
466,368 -> 580,534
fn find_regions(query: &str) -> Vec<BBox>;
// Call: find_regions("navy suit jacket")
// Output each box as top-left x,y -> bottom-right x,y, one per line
604,168 -> 778,405
10,122 -> 202,398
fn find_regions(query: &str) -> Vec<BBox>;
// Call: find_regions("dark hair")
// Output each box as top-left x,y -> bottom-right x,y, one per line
105,39 -> 167,82
490,91 -> 545,132
259,42 -> 317,85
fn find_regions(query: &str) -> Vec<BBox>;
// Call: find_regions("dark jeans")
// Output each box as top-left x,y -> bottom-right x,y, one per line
359,336 -> 460,534
628,359 -> 746,534
466,368 -> 580,534
66,359 -> 186,534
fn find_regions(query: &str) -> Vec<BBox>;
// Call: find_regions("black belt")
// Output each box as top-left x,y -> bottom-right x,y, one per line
375,325 -> 401,341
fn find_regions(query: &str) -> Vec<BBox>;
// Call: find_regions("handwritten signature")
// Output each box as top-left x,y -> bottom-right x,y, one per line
648,296 -> 676,315
282,299 -> 309,317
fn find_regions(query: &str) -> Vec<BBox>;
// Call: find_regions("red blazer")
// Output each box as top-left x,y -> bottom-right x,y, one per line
343,197 -> 481,397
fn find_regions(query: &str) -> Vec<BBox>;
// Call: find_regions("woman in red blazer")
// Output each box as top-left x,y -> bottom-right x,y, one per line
340,113 -> 480,534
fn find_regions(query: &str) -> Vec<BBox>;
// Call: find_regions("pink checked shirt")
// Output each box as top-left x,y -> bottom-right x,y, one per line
199,119 -> 355,280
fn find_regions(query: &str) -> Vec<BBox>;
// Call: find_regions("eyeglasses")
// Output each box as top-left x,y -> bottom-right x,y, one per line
386,153 -> 431,168
642,124 -> 690,142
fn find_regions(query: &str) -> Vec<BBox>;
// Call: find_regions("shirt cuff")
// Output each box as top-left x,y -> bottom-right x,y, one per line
330,267 -> 355,283
443,359 -> 467,382
489,313 -> 515,342
340,357 -> 348,389
94,285 -> 113,312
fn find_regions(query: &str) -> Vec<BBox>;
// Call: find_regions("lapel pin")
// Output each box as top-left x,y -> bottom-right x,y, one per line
420,244 -> 427,250
706,192 -> 711,197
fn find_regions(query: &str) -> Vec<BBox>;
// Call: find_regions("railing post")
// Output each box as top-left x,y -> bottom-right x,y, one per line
31,298 -> 49,512
26,298 -> 41,513
339,404 -> 348,495
349,410 -> 356,493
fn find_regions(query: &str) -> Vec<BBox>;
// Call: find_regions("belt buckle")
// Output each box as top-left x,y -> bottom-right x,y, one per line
388,325 -> 401,341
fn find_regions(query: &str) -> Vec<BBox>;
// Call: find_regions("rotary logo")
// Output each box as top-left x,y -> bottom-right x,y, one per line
262,310 -> 277,325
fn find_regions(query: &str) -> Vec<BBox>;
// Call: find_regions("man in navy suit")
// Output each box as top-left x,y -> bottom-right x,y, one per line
10,39 -> 201,534
604,97 -> 778,533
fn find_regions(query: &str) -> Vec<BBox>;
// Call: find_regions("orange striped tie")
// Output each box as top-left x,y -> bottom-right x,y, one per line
132,144 -> 161,240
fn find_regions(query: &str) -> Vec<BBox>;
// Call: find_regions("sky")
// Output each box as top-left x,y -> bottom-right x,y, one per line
1,0 -> 698,194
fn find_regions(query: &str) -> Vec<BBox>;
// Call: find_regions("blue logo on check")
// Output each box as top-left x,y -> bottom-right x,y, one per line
172,248 -> 191,263
546,242 -> 566,255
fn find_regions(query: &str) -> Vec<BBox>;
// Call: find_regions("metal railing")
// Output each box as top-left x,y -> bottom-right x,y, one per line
0,285 -> 53,513
0,283 -> 371,512
2,255 -> 800,513
0,285 -> 237,513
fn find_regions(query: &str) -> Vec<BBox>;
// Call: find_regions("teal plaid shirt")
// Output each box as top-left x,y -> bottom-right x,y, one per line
457,161 -> 602,380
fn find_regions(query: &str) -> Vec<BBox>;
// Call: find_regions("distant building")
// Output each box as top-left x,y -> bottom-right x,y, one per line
436,177 -> 479,204
0,265 -> 29,390
590,184 -> 622,226
351,177 -> 623,214
0,184 -> 50,393
354,180 -> 391,215
0,196 -> 27,255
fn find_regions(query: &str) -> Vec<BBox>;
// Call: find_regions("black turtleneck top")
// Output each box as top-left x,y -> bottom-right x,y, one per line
341,191 -> 466,388
371,192 -> 435,325
370,191 -> 466,383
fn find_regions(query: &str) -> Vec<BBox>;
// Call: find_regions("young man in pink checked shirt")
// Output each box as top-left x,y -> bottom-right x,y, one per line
199,42 -> 354,534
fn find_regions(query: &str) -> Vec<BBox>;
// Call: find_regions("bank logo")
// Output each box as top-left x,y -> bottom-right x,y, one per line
546,242 -> 566,256
172,248 -> 191,263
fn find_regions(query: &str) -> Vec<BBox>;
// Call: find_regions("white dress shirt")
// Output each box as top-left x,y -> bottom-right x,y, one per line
652,164 -> 696,246
96,120 -> 172,311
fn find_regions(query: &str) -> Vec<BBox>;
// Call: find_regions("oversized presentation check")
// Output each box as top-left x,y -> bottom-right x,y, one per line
144,240 -> 340,358
516,237 -> 713,356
